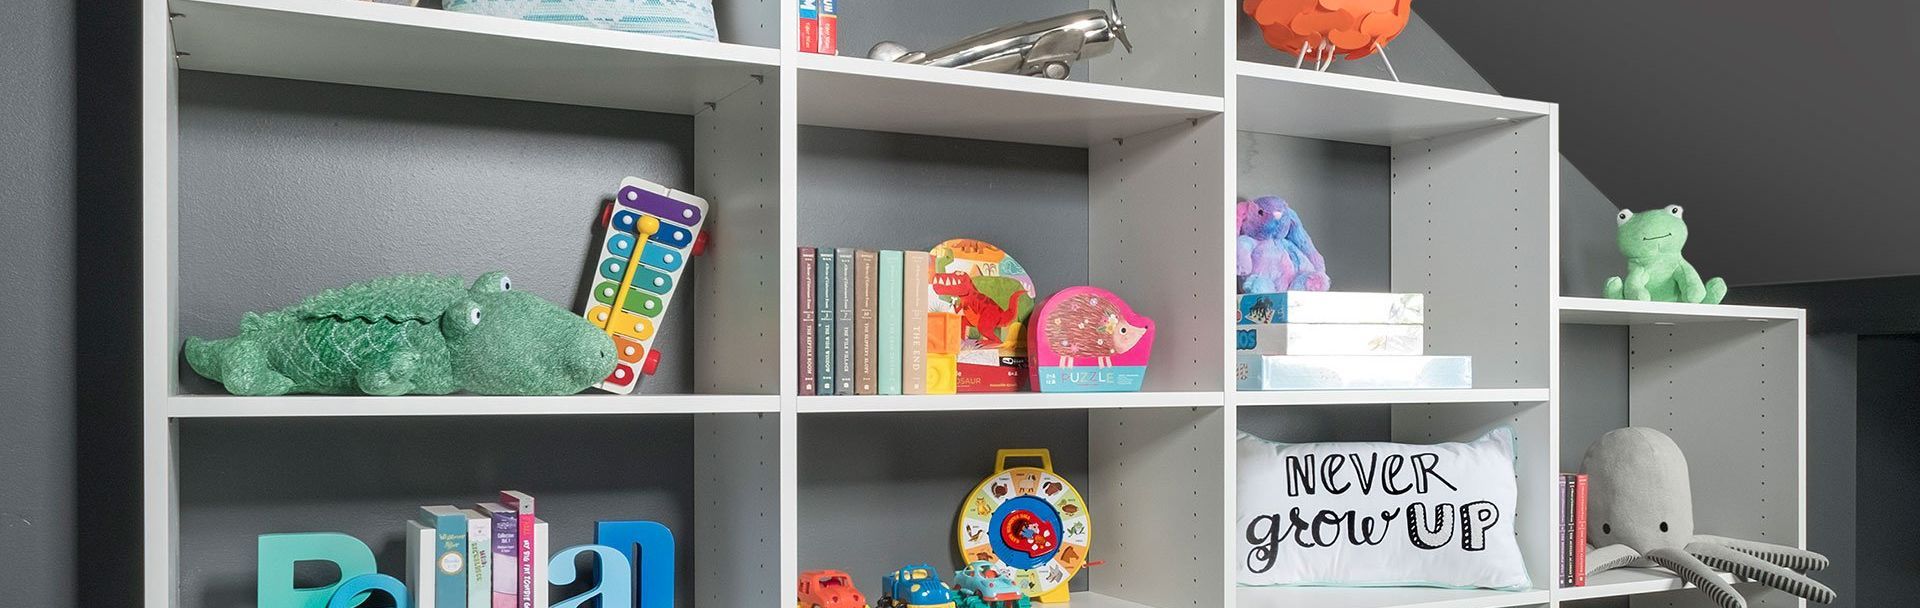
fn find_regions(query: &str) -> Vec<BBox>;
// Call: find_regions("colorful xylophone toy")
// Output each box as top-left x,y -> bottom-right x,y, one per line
582,177 -> 710,394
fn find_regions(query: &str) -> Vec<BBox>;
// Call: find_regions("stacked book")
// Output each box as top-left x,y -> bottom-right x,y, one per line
408,491 -> 550,608
1233,291 -> 1472,390
800,247 -> 935,396
1559,473 -> 1590,587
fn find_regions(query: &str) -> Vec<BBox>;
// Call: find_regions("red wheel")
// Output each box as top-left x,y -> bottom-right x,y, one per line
641,348 -> 662,376
600,202 -> 615,226
691,230 -> 710,256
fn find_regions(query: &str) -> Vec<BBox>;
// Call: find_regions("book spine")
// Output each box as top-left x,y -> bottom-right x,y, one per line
878,251 -> 903,395
467,514 -> 491,608
797,0 -> 819,53
799,248 -> 817,396
1562,474 -> 1576,587
532,520 -> 550,608
902,251 -> 929,395
818,0 -> 838,55
500,492 -> 536,608
1573,473 -> 1589,586
408,522 -> 438,608
855,250 -> 878,395
486,504 -> 516,608
430,511 -> 468,608
816,251 -> 835,395
835,248 -> 854,395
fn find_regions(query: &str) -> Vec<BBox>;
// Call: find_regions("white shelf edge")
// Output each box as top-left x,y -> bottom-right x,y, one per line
797,391 -> 1225,414
1236,60 -> 1552,117
1237,585 -> 1552,608
1556,296 -> 1803,325
167,393 -> 780,418
1237,387 -> 1549,407
1556,568 -> 1744,602
176,0 -> 782,67
799,53 -> 1225,114
1064,591 -> 1161,608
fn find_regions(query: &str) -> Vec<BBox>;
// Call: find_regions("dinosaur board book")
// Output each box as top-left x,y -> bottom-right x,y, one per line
927,239 -> 1035,393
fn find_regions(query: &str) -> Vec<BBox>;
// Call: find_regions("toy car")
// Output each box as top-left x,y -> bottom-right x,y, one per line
878,564 -> 957,608
951,561 -> 1031,608
797,570 -> 867,608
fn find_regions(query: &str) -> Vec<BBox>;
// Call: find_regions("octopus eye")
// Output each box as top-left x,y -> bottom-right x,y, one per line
1659,521 -> 1670,532
1601,523 -> 1611,535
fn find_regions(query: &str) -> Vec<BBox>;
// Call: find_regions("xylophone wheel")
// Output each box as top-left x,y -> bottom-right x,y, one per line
691,230 -> 710,256
642,349 -> 662,376
600,202 -> 615,226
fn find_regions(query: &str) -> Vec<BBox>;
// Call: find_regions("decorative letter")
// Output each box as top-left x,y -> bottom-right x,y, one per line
549,545 -> 634,608
325,574 -> 409,608
1461,501 -> 1500,551
596,520 -> 675,608
258,532 -> 377,608
1405,502 -> 1457,550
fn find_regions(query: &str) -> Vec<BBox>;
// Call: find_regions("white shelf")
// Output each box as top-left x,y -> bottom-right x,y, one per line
1556,296 -> 1803,325
1065,592 -> 1162,608
170,0 -> 778,114
1238,586 -> 1550,608
166,393 -> 779,418
1557,568 -> 1744,601
797,53 -> 1223,147
798,391 -> 1224,414
1237,387 -> 1549,407
1236,60 -> 1551,145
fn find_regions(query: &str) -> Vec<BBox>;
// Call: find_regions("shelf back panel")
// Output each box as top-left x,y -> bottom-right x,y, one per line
693,74 -> 782,394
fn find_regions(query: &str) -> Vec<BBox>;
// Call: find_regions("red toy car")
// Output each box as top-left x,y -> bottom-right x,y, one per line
798,569 -> 868,608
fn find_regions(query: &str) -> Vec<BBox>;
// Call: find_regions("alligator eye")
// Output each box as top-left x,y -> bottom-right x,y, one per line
1616,210 -> 1632,225
1666,205 -> 1684,217
498,276 -> 512,291
1660,521 -> 1670,532
1601,523 -> 1611,535
468,308 -> 483,325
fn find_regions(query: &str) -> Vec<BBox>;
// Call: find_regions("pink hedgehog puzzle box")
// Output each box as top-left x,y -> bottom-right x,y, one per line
581,176 -> 709,394
1029,286 -> 1155,393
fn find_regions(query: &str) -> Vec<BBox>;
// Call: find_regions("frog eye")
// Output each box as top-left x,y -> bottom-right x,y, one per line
468,308 -> 483,326
1666,205 -> 1684,218
1616,209 -> 1632,225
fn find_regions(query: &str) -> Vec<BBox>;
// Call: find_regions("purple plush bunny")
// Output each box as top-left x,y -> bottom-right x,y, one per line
1236,196 -> 1330,293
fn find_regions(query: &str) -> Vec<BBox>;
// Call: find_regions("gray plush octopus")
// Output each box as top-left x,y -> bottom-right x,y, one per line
1583,427 -> 1834,608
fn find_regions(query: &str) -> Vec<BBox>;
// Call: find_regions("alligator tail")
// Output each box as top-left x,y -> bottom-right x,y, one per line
184,336 -> 222,380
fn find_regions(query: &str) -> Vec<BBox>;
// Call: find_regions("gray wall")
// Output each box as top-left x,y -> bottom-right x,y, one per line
0,0 -> 142,605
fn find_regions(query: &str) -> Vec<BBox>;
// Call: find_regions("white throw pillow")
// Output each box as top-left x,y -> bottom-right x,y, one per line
1237,427 -> 1531,590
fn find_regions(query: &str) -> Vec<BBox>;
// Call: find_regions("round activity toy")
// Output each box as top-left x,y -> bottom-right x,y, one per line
957,449 -> 1091,604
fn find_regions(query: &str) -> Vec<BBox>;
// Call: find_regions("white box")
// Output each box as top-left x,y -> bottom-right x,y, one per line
1234,324 -> 1424,356
1236,354 -> 1471,390
1236,292 -> 1425,325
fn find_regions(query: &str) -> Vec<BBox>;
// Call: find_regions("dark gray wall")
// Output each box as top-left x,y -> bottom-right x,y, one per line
1853,335 -> 1917,606
0,0 -> 142,605
1416,1 -> 1920,288
1805,334 -> 1857,608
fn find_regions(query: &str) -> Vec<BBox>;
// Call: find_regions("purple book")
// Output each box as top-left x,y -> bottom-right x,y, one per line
478,502 -> 517,608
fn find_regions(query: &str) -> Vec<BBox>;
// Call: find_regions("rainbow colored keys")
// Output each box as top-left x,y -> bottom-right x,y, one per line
582,177 -> 710,393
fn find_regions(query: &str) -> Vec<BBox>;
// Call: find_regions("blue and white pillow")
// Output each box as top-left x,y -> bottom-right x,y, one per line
445,0 -> 719,42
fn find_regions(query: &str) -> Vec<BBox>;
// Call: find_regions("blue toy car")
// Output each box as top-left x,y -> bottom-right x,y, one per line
878,564 -> 956,608
951,561 -> 1031,608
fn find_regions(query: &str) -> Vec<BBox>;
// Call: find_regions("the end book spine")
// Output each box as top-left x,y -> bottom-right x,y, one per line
902,251 -> 930,395
799,247 -> 817,396
815,250 -> 835,395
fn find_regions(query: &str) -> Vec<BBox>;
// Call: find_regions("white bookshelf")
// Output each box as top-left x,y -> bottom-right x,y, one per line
139,1 -> 1808,607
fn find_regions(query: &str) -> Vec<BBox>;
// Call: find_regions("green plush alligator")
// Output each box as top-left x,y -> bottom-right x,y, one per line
185,272 -> 615,396
1605,205 -> 1727,304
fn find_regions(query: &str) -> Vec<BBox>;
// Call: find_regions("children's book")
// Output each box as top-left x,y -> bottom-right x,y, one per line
816,251 -> 835,395
478,502 -> 517,608
799,247 -> 818,396
418,506 -> 470,608
499,492 -> 537,608
928,239 -> 1034,393
855,249 -> 878,395
878,250 -> 903,395
798,0 -> 819,53
903,251 -> 930,395
465,509 -> 491,608
818,0 -> 838,55
836,248 -> 855,395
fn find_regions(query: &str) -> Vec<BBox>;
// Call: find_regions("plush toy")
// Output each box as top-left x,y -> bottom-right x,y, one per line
1606,205 -> 1727,304
1236,196 -> 1330,294
185,272 -> 616,396
1582,428 -> 1834,608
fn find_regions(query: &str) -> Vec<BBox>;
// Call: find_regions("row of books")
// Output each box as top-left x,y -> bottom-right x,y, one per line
1559,473 -> 1590,587
408,491 -> 549,608
1233,291 -> 1473,389
797,0 -> 839,55
799,247 -> 939,396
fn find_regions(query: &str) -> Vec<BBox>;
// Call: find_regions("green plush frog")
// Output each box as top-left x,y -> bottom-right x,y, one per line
185,272 -> 615,396
1605,205 -> 1727,304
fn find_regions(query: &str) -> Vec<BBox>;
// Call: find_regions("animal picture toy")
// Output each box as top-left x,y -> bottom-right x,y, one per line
927,239 -> 1036,393
1582,428 -> 1834,608
185,272 -> 615,396
581,177 -> 710,393
957,449 -> 1090,604
796,569 -> 867,608
867,1 -> 1131,80
1605,205 -> 1727,304
877,564 -> 957,608
1029,286 -> 1155,392
1244,0 -> 1415,79
1236,196 -> 1329,294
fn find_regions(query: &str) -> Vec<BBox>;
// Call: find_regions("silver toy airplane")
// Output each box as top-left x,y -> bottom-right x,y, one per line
867,2 -> 1133,79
